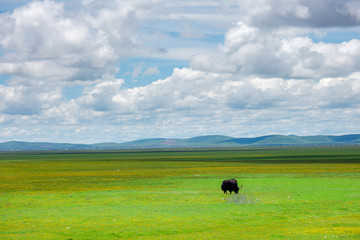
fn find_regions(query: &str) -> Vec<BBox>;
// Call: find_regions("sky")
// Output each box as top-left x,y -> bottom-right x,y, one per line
1,0 -> 360,143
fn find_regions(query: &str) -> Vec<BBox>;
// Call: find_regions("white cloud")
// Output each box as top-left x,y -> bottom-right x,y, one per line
78,78 -> 125,112
0,0 -> 151,116
0,82 -> 62,115
56,66 -> 360,117
0,0 -> 145,81
191,21 -> 360,79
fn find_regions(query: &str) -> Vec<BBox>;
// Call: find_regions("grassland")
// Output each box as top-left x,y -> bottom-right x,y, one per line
1,146 -> 360,239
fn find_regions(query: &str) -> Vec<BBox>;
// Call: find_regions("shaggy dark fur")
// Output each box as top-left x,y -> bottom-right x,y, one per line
221,179 -> 241,194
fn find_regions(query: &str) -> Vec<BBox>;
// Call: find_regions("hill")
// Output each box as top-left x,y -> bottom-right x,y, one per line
0,134 -> 359,151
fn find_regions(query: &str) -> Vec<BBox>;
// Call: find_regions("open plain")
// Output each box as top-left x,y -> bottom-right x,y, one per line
1,146 -> 360,239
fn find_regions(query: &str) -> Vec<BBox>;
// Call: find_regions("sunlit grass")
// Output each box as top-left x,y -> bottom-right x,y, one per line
1,146 -> 360,239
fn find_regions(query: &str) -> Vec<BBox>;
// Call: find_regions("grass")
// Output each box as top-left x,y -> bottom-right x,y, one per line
1,146 -> 360,239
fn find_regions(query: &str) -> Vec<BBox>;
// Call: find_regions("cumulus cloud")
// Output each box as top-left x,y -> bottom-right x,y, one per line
0,79 -> 62,115
191,21 -> 360,78
49,68 -> 359,140
78,78 -> 125,112
0,0 -> 151,115
0,0 -> 147,80
55,67 -> 360,118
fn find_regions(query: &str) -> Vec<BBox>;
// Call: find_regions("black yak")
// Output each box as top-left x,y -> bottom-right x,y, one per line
221,179 -> 242,194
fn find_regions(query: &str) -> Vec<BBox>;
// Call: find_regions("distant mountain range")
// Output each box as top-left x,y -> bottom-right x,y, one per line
1,134 -> 360,151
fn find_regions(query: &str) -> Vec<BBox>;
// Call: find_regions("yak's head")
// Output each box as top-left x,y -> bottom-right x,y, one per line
234,185 -> 242,194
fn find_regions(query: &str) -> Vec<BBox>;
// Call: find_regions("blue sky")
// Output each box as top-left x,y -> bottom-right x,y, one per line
1,0 -> 360,143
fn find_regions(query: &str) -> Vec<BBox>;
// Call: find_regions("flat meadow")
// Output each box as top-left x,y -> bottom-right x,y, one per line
1,146 -> 360,239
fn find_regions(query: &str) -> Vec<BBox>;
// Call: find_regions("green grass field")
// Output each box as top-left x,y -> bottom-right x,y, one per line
1,146 -> 360,239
